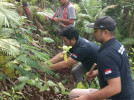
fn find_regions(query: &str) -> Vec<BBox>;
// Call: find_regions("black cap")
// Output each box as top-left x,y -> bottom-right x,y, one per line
88,16 -> 116,31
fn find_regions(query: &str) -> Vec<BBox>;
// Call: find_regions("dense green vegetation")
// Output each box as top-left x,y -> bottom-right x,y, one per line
0,0 -> 134,99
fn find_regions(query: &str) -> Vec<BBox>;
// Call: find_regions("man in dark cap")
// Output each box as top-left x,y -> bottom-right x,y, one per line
69,16 -> 133,100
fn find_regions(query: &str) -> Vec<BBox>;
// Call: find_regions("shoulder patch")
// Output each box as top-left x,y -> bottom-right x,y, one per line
118,45 -> 125,55
72,53 -> 78,58
105,69 -> 112,75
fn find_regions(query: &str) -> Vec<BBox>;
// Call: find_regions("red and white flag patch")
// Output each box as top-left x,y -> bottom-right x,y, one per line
105,69 -> 112,75
72,53 -> 78,58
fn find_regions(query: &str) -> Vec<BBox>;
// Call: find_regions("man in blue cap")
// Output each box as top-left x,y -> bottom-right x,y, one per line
69,16 -> 133,100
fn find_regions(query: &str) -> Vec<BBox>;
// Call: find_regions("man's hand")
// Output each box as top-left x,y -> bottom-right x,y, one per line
74,95 -> 89,100
84,63 -> 98,81
44,16 -> 50,21
53,17 -> 61,23
86,69 -> 98,80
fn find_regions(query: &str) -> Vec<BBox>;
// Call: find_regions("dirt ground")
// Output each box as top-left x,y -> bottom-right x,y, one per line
23,69 -> 75,100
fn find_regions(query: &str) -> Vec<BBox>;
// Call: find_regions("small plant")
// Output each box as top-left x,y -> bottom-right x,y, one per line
127,48 -> 134,80
127,48 -> 134,71
76,82 -> 86,89
0,87 -> 23,100
58,46 -> 72,62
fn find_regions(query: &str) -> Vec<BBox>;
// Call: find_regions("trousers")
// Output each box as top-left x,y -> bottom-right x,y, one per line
71,63 -> 88,83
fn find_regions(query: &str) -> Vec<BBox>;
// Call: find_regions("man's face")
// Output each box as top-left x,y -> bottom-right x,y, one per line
59,0 -> 67,6
94,29 -> 104,43
62,37 -> 73,46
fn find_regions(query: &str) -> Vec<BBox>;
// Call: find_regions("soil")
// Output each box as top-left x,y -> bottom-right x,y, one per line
24,70 -> 75,100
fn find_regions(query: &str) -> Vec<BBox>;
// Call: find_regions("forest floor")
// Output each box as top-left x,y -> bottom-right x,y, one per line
22,70 -> 75,100
23,37 -> 75,100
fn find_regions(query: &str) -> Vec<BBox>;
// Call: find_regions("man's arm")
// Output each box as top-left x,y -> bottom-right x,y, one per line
48,57 -> 77,71
49,52 -> 64,64
75,77 -> 121,100
52,6 -> 76,25
52,17 -> 75,25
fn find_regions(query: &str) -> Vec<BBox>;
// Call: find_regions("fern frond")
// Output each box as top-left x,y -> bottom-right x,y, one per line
30,49 -> 49,60
16,54 -> 53,74
22,44 -> 50,55
0,1 -> 22,28
0,28 -> 14,38
1,8 -> 21,26
121,38 -> 134,46
0,2 -> 15,9
10,63 -> 37,78
98,5 -> 118,17
78,13 -> 92,21
0,39 -> 20,57
80,0 -> 101,16
21,44 -> 52,66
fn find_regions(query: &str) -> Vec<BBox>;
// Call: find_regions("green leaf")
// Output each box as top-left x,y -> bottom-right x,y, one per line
15,82 -> 26,90
0,39 -> 20,57
54,86 -> 59,93
27,79 -> 36,85
0,3 -> 22,28
61,91 -> 69,95
131,71 -> 134,80
132,48 -> 134,51
55,73 -> 60,79
58,82 -> 65,92
37,8 -> 54,18
64,53 -> 67,63
36,82 -> 42,89
26,34 -> 33,42
0,12 -> 5,29
2,91 -> 11,96
47,80 -> 56,86
22,64 -> 31,71
16,92 -> 23,95
43,37 -> 54,43
0,28 -> 14,38
18,76 -> 29,82
39,84 -> 49,92
76,82 -> 86,89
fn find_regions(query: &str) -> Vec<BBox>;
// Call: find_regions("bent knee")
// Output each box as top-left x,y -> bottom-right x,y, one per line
71,67 -> 77,75
69,89 -> 79,100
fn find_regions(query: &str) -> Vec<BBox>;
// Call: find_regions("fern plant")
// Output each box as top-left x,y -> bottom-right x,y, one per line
76,0 -> 117,35
0,1 -> 23,78
0,1 -> 23,57
0,1 -> 22,28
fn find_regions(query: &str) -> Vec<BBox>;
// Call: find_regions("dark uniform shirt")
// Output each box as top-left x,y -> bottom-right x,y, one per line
69,37 -> 99,70
97,38 -> 133,100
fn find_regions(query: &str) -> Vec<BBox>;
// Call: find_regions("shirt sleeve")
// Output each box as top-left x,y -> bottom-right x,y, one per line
97,54 -> 120,81
70,48 -> 89,62
68,6 -> 76,19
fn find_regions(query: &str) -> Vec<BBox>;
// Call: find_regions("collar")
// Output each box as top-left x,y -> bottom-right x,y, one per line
98,38 -> 116,53
61,2 -> 70,8
71,36 -> 81,50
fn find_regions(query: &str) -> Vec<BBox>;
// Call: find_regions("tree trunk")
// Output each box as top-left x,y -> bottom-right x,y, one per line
129,11 -> 134,38
127,11 -> 134,50
23,6 -> 33,21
